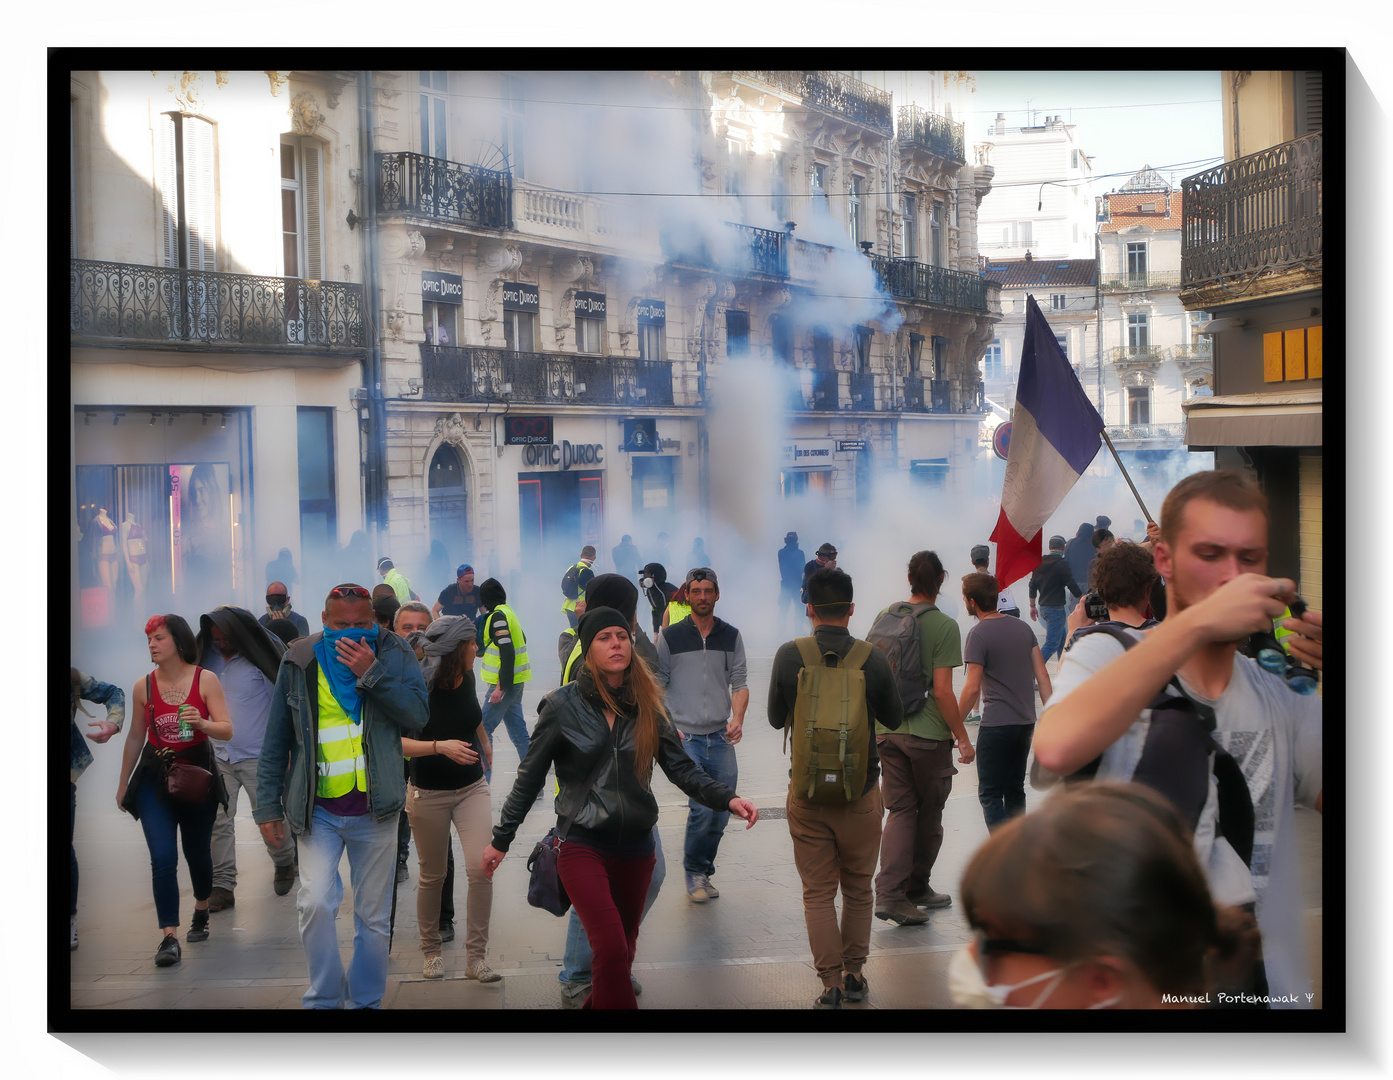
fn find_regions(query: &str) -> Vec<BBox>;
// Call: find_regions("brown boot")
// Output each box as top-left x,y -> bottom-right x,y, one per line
207,887 -> 235,912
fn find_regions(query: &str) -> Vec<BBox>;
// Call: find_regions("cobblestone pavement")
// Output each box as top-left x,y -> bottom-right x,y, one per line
67,641 -> 1322,1011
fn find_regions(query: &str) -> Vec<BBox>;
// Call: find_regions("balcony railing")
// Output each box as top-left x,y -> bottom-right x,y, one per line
1105,423 -> 1186,442
70,260 -> 365,351
897,105 -> 966,164
377,152 -> 511,229
733,70 -> 892,135
661,222 -> 836,282
1181,132 -> 1322,290
1169,343 -> 1213,362
1100,271 -> 1182,292
868,255 -> 990,311
1109,345 -> 1166,366
729,223 -> 786,276
421,346 -> 674,407
900,375 -> 960,414
807,367 -> 840,411
848,371 -> 875,409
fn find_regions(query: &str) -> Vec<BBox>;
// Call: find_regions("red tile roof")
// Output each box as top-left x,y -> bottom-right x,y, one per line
981,258 -> 1097,288
1101,189 -> 1183,232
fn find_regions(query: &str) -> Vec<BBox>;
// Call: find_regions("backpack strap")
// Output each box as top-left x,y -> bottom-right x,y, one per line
794,636 -> 824,669
843,639 -> 874,672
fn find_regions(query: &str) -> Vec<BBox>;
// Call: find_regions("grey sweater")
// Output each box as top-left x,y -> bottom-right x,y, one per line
655,616 -> 747,735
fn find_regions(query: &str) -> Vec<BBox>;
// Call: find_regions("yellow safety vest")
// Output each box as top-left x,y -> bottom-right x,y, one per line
315,668 -> 367,799
666,599 -> 692,625
561,561 -> 592,614
481,604 -> 533,685
563,637 -> 583,685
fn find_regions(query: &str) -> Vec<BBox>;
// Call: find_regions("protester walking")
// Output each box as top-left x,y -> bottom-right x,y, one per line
69,668 -> 125,951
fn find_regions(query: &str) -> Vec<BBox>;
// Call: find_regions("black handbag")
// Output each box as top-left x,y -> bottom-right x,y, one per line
525,732 -> 613,917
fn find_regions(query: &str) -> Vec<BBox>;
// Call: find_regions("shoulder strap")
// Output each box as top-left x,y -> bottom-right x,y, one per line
843,639 -> 874,671
557,715 -> 613,842
794,636 -> 823,669
145,673 -> 153,724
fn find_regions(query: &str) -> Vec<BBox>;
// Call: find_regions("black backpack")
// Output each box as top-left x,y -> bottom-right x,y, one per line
561,563 -> 582,600
1066,623 -> 1256,866
866,602 -> 934,718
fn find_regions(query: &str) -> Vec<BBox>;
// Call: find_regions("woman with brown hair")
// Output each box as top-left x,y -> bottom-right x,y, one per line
399,616 -> 498,983
116,614 -> 233,968
480,606 -> 760,1009
951,780 -> 1257,1009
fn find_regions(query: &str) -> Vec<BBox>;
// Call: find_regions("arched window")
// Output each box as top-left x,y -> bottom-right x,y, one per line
428,443 -> 469,560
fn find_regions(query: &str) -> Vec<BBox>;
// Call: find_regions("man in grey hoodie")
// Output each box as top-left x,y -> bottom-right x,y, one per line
656,567 -> 749,903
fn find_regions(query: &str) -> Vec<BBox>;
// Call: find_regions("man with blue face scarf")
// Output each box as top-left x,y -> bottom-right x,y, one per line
256,583 -> 429,1009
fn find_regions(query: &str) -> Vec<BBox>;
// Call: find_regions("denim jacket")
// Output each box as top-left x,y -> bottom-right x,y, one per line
70,671 -> 125,784
254,629 -> 428,834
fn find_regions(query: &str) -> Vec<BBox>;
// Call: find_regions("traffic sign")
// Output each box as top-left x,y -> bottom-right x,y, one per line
992,421 -> 1013,461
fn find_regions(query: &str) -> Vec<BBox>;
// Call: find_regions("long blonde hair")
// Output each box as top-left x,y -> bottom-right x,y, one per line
582,632 -> 667,788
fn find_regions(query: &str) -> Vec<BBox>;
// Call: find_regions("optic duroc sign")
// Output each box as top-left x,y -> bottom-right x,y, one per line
521,440 -> 604,470
421,271 -> 463,305
504,416 -> 553,446
501,281 -> 540,312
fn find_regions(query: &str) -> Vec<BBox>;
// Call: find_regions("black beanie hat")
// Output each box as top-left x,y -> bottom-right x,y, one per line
578,606 -> 631,656
480,578 -> 507,609
584,573 -> 639,622
642,562 -> 667,586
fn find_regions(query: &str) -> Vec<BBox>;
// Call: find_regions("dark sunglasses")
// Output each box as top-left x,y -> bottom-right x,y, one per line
266,593 -> 288,603
328,585 -> 371,600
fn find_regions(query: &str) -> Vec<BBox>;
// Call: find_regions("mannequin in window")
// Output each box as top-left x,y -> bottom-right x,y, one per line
121,512 -> 149,605
95,508 -> 118,591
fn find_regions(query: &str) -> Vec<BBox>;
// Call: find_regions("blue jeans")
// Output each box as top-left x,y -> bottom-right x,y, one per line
71,783 -> 79,917
1039,604 -> 1067,662
482,683 -> 528,781
295,805 -> 397,1009
975,723 -> 1035,830
135,779 -> 217,929
677,730 -> 737,876
559,827 -> 665,986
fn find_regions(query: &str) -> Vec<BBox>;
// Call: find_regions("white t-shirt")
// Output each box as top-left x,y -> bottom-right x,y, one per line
1048,628 -> 1323,1009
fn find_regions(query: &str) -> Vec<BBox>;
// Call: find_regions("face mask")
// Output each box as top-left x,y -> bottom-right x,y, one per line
320,624 -> 379,656
948,946 -> 1122,1010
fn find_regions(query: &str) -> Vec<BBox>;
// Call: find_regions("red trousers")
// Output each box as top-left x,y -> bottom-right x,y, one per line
558,841 -> 656,1009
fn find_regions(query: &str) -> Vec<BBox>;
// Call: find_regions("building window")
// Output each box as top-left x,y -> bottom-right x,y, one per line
280,139 -> 324,281
1127,313 -> 1150,349
811,326 -> 833,368
296,407 -> 337,562
909,333 -> 925,373
854,326 -> 873,372
504,310 -> 535,353
812,163 -> 826,198
576,310 -> 604,354
1126,241 -> 1147,283
639,323 -> 664,363
1051,293 -> 1068,311
725,310 -> 749,358
902,195 -> 918,258
725,138 -> 745,199
423,302 -> 455,346
1071,149 -> 1081,169
983,339 -> 1003,380
848,176 -> 863,247
157,112 -> 217,272
1055,332 -> 1069,358
772,315 -> 795,363
1189,311 -> 1212,343
71,98 -> 79,257
932,336 -> 948,380
772,153 -> 788,219
502,74 -> 526,179
419,70 -> 448,159
1127,386 -> 1151,426
931,202 -> 945,266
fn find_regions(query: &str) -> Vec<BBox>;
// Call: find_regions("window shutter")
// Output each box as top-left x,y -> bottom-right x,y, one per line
156,113 -> 179,267
182,116 -> 217,272
303,142 -> 324,280
1294,70 -> 1322,136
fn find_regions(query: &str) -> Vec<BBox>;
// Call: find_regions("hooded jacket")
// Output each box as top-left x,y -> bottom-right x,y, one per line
254,628 -> 428,833
196,606 -> 286,685
196,606 -> 288,764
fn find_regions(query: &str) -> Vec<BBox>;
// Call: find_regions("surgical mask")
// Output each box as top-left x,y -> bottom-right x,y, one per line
948,944 -> 1122,1010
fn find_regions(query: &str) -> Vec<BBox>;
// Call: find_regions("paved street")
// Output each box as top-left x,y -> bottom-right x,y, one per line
67,638 -> 1323,1011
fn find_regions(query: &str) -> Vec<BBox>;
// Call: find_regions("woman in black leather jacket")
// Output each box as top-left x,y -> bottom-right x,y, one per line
481,607 -> 758,1008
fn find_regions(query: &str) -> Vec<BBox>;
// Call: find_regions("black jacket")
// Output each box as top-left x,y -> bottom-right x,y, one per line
1029,552 -> 1083,607
490,681 -> 736,852
197,605 -> 286,684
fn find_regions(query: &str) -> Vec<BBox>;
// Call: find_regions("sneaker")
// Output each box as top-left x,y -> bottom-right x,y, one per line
154,934 -> 182,967
439,919 -> 455,943
70,917 -> 78,952
396,857 -> 409,884
685,872 -> 709,903
207,887 -> 235,912
187,908 -> 210,943
560,980 -> 591,1009
874,900 -> 929,926
465,959 -> 502,983
631,975 -> 643,997
273,863 -> 296,897
700,874 -> 720,899
814,984 -> 843,1009
906,887 -> 953,909
843,972 -> 869,1003
423,955 -> 444,980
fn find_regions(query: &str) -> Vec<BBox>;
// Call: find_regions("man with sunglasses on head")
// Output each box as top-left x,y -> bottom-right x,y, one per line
260,582 -> 310,640
255,583 -> 429,1009
656,567 -> 749,904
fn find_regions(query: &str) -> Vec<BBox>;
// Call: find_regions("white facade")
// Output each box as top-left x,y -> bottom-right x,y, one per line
976,113 -> 1096,260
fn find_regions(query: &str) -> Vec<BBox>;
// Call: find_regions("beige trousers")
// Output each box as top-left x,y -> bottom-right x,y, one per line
406,779 -> 494,961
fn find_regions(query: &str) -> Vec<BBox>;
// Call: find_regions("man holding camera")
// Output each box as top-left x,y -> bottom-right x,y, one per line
1033,470 -> 1323,1009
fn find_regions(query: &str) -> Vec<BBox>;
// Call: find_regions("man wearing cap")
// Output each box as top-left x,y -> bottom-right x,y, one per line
262,582 -> 311,640
433,564 -> 482,621
1028,535 -> 1083,665
377,557 -> 412,605
801,542 -> 838,606
561,547 -> 597,630
656,568 -> 749,903
777,532 -> 805,637
970,544 -> 1020,618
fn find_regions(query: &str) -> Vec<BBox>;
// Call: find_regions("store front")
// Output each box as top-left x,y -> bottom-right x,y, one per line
778,437 -> 835,499
513,426 -> 607,574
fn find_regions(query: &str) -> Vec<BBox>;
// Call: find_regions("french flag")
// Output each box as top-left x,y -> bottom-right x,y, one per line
989,295 -> 1104,587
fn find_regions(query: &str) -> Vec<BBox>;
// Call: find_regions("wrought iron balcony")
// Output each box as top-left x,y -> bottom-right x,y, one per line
806,367 -> 840,411
731,71 -> 893,135
420,345 -> 674,407
1169,342 -> 1213,362
377,152 -> 511,230
1181,132 -> 1321,292
1109,345 -> 1166,366
900,375 -> 958,414
848,371 -> 875,409
70,260 -> 365,352
729,223 -> 786,276
1100,271 -> 1182,292
1105,423 -> 1186,442
897,105 -> 966,165
868,254 -> 990,311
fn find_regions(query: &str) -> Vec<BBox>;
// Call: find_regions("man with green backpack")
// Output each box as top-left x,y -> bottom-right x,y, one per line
767,567 -> 904,1010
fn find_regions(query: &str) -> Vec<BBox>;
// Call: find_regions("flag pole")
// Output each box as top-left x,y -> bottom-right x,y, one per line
1097,425 -> 1154,524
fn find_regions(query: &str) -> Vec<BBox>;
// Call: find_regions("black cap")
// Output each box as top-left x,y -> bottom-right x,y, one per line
970,544 -> 991,565
1048,535 -> 1066,549
785,531 -> 798,542
578,606 -> 631,656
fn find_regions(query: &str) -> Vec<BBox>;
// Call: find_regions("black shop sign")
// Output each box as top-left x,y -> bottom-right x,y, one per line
504,416 -> 554,446
636,298 -> 665,325
502,281 -> 540,313
574,292 -> 606,317
421,271 -> 463,305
